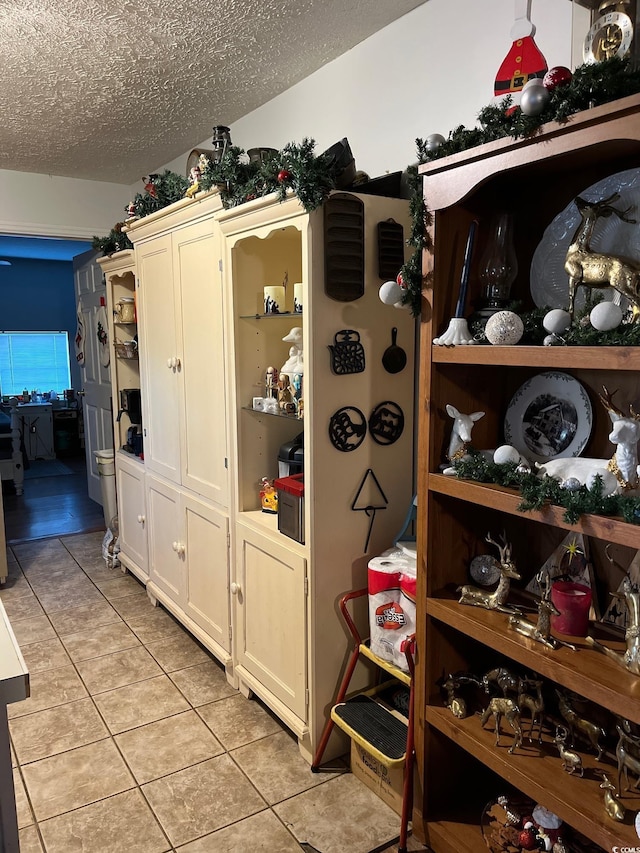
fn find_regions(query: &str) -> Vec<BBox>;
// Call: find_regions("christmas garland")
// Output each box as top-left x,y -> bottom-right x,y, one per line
398,58 -> 640,319
91,222 -> 133,255
453,451 -> 640,526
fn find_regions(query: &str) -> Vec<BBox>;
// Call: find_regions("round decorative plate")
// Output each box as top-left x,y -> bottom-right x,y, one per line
530,167 -> 640,311
503,371 -> 593,465
470,554 -> 501,587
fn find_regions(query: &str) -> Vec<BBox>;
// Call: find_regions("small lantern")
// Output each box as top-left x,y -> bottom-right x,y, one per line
211,125 -> 232,163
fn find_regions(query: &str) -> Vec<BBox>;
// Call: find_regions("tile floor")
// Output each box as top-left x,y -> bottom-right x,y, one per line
2,532 -> 426,853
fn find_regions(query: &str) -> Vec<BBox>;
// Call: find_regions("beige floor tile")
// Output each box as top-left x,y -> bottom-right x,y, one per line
197,693 -> 282,749
18,825 -> 44,853
92,574 -> 145,600
0,571 -> 32,599
22,564 -> 85,587
34,583 -> 104,613
47,599 -> 122,636
14,767 -> 34,828
75,645 -> 162,694
169,660 -> 237,707
142,753 -> 266,846
273,772 -> 399,853
115,709 -> 224,783
93,674 -> 190,734
145,632 -> 212,672
129,608 -> 188,644
38,789 -> 170,853
13,541 -> 69,562
176,809 -> 303,852
231,730 -> 343,804
11,741 -> 17,767
19,637 -> 72,674
112,593 -> 159,622
7,665 -> 88,719
1,592 -> 44,621
22,738 -> 135,821
10,698 -> 108,764
80,562 -> 122,584
60,532 -> 105,557
8,615 -> 55,646
61,621 -> 140,662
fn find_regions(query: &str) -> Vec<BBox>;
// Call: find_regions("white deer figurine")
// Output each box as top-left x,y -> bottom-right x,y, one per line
442,404 -> 485,475
536,387 -> 640,495
565,193 -> 640,322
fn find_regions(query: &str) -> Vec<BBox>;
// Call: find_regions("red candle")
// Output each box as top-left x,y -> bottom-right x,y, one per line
551,581 -> 592,637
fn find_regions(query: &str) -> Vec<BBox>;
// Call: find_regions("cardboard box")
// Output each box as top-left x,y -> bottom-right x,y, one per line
350,741 -> 404,816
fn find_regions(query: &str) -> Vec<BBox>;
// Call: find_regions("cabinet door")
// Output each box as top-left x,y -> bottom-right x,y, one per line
146,474 -> 184,604
234,523 -> 307,721
115,458 -> 147,579
137,235 -> 181,484
183,492 -> 230,653
174,221 -> 229,506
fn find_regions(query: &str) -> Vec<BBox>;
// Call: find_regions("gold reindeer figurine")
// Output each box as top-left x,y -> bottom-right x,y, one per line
565,193 -> 640,323
509,571 -> 576,651
457,533 -> 521,614
587,576 -> 640,675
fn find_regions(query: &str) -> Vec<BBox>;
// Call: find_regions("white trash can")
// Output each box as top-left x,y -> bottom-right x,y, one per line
94,449 -> 117,529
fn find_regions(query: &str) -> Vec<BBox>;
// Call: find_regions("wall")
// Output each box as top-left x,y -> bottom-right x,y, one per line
0,0 -> 581,231
161,0 -> 575,184
0,257 -> 81,390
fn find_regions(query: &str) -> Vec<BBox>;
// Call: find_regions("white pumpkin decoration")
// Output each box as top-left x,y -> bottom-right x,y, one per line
590,301 -> 623,331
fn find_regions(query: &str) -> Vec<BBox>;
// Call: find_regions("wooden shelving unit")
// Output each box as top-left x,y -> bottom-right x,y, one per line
414,94 -> 640,850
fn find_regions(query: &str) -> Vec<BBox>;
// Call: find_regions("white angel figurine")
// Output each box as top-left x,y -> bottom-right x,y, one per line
280,327 -> 303,377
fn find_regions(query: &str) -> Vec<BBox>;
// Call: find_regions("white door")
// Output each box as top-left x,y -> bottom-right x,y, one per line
74,249 -> 113,505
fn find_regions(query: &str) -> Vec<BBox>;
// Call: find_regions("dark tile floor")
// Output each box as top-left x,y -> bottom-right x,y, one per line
3,456 -> 104,543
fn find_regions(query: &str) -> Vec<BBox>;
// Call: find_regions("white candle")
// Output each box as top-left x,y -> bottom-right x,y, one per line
263,285 -> 285,314
293,282 -> 303,313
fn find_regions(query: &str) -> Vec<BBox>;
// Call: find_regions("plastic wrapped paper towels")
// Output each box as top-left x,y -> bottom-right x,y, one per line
368,547 -> 416,672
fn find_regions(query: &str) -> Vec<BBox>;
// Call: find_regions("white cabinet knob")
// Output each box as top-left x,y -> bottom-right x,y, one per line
177,543 -> 186,556
230,581 -> 241,596
172,541 -> 179,552
137,514 -> 145,524
167,358 -> 173,368
174,356 -> 181,369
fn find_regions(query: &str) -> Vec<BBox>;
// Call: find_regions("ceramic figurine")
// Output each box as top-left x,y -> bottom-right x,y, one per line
442,404 -> 485,474
565,194 -> 640,323
536,387 -> 640,495
259,478 -> 278,514
457,533 -> 521,615
265,366 -> 279,398
277,374 -> 297,415
185,165 -> 201,198
280,327 -> 303,377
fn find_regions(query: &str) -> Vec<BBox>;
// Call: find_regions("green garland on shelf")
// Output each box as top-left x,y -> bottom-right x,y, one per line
91,223 -> 133,256
198,138 -> 337,213
453,451 -> 640,526
131,170 -> 190,218
396,58 -> 640,320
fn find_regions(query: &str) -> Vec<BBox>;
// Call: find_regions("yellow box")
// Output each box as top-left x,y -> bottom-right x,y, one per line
350,741 -> 405,816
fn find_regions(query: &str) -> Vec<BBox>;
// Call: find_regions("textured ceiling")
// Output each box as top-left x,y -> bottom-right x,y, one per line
0,0 -> 426,185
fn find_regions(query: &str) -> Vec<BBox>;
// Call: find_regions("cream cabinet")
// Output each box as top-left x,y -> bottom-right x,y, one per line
219,192 -> 415,762
98,250 -> 147,582
124,194 -> 233,675
134,208 -> 228,508
115,453 -> 147,582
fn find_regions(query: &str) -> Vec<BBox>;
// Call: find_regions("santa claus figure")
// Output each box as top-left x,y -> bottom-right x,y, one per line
494,0 -> 548,109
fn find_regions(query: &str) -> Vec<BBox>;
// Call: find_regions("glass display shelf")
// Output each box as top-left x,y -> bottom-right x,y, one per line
240,311 -> 303,320
242,405 -> 301,420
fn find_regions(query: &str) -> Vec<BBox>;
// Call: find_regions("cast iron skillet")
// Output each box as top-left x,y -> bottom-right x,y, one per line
382,327 -> 406,374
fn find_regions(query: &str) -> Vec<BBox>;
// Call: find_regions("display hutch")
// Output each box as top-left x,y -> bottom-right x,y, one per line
415,94 -> 640,851
217,191 -> 415,761
97,249 -> 148,584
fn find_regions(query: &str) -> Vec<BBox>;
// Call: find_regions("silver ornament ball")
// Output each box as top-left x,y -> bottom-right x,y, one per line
425,133 -> 446,153
543,334 -> 563,346
520,83 -> 551,117
485,311 -> 524,346
562,477 -> 582,491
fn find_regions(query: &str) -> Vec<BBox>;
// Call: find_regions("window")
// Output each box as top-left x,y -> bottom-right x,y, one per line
0,332 -> 71,396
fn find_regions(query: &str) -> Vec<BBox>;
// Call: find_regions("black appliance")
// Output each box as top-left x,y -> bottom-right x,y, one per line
119,388 -> 141,424
124,424 -> 143,457
278,432 -> 304,477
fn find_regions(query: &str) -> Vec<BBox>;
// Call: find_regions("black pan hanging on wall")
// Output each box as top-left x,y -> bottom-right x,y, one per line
382,327 -> 407,374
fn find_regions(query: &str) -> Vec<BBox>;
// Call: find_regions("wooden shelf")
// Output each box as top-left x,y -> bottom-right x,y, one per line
426,704 -> 640,851
431,344 -> 640,371
428,473 -> 640,549
427,595 -> 640,723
